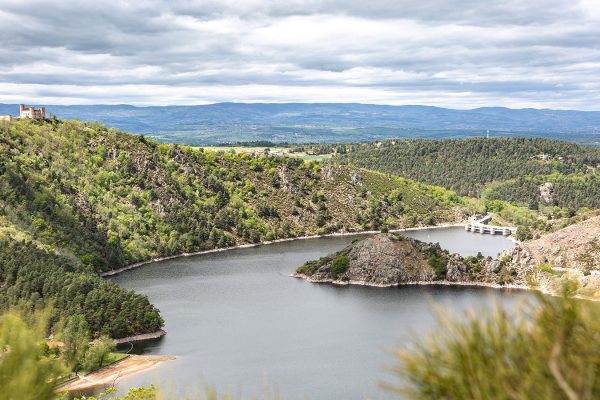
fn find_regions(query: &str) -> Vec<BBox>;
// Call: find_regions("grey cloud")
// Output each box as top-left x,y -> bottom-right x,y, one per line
0,0 -> 599,108
167,0 -> 583,25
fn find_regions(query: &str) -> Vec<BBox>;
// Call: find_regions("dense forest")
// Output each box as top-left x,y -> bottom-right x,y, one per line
484,173 -> 600,210
0,239 -> 162,338
0,119 -> 469,337
340,138 -> 600,209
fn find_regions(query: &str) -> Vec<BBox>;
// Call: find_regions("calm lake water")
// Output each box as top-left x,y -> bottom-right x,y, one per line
110,227 -> 531,399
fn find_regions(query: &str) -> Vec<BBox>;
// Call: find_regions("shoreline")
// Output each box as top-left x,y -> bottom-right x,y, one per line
57,354 -> 175,393
114,329 -> 166,345
101,223 -> 466,277
292,273 -> 531,291
291,273 -> 600,302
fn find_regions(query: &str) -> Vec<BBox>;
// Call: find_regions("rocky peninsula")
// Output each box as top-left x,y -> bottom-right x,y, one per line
293,221 -> 600,300
293,233 -> 532,288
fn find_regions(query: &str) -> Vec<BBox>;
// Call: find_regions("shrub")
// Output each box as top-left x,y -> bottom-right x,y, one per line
515,225 -> 533,241
428,256 -> 447,280
331,255 -> 350,279
539,262 -> 553,274
81,336 -> 116,373
296,259 -> 322,276
388,283 -> 600,400
0,311 -> 63,400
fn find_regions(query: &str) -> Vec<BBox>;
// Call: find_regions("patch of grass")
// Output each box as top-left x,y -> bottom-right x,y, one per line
82,353 -> 128,374
539,262 -> 553,274
100,352 -> 128,368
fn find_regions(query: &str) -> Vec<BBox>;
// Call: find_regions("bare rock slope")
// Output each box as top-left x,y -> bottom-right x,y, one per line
518,216 -> 600,298
295,218 -> 600,300
294,234 -> 533,288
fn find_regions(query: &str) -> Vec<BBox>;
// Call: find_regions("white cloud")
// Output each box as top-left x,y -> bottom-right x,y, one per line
0,0 -> 599,109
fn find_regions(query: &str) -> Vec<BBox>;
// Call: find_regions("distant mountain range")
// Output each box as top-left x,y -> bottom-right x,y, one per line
2,103 -> 599,145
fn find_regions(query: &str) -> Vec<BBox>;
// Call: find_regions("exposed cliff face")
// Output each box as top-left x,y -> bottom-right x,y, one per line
294,234 -> 534,288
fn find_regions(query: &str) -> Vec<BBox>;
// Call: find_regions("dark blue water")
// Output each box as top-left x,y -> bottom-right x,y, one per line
110,228 -> 530,399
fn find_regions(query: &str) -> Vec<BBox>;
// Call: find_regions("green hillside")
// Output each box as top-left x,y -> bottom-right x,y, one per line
0,119 -> 469,338
340,137 -> 600,210
0,239 -> 162,338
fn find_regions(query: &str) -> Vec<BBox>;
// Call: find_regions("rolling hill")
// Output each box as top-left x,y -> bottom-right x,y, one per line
1,103 -> 599,145
0,118 -> 470,338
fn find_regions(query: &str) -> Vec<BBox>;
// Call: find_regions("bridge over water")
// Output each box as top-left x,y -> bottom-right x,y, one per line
465,213 -> 517,236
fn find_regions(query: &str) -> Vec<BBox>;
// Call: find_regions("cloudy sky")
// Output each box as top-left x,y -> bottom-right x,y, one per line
1,0 -> 599,109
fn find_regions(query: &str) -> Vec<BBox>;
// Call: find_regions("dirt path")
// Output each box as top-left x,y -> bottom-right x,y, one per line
58,354 -> 175,393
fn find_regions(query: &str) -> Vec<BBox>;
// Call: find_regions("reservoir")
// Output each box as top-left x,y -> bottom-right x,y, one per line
111,227 -> 530,399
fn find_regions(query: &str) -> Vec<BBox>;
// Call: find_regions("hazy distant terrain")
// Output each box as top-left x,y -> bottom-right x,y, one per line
2,103 -> 600,145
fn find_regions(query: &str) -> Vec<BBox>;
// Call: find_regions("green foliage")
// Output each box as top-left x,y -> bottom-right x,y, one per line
539,263 -> 554,274
296,247 -> 353,277
388,284 -> 600,400
0,238 -> 163,339
342,137 -> 600,213
69,385 -> 158,400
464,256 -> 482,275
515,225 -> 534,241
330,255 -> 350,279
0,311 -> 63,400
0,119 -> 468,339
486,173 -> 600,210
69,382 -> 283,400
428,255 -> 447,280
81,336 -> 116,373
1,119 -> 464,273
295,259 -> 322,276
62,314 -> 90,368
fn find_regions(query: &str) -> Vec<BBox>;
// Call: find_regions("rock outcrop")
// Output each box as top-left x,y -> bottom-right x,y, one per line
518,216 -> 600,298
295,218 -> 600,300
523,215 -> 600,274
294,234 -> 534,288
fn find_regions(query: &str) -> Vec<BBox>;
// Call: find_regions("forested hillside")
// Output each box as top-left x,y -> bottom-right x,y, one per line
0,239 -> 162,338
484,173 -> 600,210
341,138 -> 600,209
0,119 -> 468,338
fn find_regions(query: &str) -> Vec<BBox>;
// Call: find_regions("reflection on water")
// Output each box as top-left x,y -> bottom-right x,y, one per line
110,228 -> 528,399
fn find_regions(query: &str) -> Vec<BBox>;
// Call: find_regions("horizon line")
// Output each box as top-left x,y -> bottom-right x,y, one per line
1,101 -> 600,113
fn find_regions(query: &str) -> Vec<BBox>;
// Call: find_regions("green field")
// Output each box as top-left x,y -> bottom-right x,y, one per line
198,146 -> 332,161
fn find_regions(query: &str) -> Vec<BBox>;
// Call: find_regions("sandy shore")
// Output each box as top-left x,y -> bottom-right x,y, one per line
101,223 -> 465,277
58,354 -> 175,393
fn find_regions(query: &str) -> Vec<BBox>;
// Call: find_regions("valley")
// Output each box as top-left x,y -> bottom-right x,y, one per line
2,117 -> 600,398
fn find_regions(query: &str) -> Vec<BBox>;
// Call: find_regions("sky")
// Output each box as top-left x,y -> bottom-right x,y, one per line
1,0 -> 599,109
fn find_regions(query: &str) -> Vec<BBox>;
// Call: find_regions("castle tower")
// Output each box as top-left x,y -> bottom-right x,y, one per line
19,104 -> 46,119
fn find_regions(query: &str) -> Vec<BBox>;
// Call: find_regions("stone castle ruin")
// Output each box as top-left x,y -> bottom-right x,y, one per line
0,104 -> 47,122
19,104 -> 46,119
